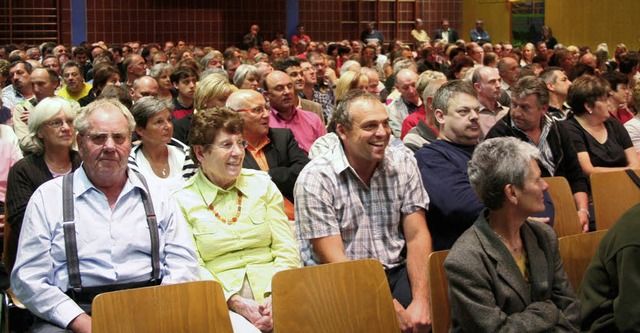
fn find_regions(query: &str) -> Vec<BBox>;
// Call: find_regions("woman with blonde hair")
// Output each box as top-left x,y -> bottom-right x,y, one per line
173,73 -> 237,144
334,70 -> 368,102
200,50 -> 224,70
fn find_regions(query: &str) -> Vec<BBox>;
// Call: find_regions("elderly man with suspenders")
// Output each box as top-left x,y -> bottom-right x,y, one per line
11,98 -> 198,333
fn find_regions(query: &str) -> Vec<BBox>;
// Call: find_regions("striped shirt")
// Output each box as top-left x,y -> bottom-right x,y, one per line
294,142 -> 429,269
128,138 -> 197,192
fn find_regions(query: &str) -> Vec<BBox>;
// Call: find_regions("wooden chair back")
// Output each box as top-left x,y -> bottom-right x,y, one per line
544,176 -> 582,237
591,170 -> 640,230
271,259 -> 400,333
92,280 -> 232,333
558,230 -> 608,291
428,250 -> 451,333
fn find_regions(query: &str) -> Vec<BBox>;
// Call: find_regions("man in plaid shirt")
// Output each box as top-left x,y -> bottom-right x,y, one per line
295,89 -> 433,333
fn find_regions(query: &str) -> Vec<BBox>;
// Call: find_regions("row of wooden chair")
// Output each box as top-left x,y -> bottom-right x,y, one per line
90,259 -> 401,332
546,169 -> 640,238
87,228 -> 610,333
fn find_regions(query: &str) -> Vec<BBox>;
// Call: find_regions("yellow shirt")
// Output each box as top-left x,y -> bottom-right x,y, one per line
514,251 -> 530,285
56,83 -> 92,101
174,168 -> 301,302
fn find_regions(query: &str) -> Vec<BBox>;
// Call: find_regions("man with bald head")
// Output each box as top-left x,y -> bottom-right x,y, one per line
497,56 -> 519,98
264,70 -> 326,153
387,69 -> 422,137
579,53 -> 599,74
472,66 -> 508,140
123,54 -> 147,90
226,89 -> 309,220
129,76 -> 158,101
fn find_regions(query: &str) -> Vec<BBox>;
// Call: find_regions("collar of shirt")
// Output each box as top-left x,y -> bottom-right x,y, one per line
246,135 -> 271,152
74,165 -> 148,200
479,101 -> 505,114
193,168 -> 258,207
270,106 -> 299,122
402,97 -> 423,113
509,113 -> 552,139
326,139 -> 401,185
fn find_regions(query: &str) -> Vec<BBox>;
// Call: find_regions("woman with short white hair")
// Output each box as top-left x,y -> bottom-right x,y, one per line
6,97 -> 82,266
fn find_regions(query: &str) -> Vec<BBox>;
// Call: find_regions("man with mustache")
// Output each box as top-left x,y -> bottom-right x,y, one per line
2,60 -> 35,112
11,98 -> 198,332
415,80 -> 485,251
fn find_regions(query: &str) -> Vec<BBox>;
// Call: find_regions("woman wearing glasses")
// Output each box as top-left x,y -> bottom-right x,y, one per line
5,97 -> 81,268
128,96 -> 196,192
175,107 -> 300,333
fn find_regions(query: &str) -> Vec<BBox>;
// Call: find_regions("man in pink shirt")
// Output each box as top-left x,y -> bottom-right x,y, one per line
264,71 -> 326,153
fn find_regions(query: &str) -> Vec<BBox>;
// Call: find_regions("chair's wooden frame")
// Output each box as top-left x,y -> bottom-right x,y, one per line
271,259 -> 400,332
591,170 -> 640,230
92,280 -> 233,333
428,250 -> 451,333
543,176 -> 582,237
558,230 -> 608,291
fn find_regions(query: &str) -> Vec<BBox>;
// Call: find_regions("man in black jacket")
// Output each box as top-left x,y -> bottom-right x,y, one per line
226,89 -> 309,220
433,19 -> 459,44
485,76 -> 590,232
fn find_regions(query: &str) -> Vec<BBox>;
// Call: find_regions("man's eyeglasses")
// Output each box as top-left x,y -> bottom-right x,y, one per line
85,132 -> 129,145
238,105 -> 270,116
46,119 -> 74,129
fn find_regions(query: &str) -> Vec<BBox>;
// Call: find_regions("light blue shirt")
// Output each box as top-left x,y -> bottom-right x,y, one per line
10,166 -> 199,328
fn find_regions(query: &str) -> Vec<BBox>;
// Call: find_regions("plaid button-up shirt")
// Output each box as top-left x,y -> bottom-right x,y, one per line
294,142 -> 429,269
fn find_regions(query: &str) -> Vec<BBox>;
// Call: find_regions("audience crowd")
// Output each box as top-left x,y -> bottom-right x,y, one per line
2,18 -> 640,332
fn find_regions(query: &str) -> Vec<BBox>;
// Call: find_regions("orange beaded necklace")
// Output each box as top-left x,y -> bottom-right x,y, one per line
208,190 -> 243,225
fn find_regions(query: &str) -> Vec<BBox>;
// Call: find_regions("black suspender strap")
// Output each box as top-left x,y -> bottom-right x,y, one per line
625,169 -> 640,188
133,171 -> 161,282
62,173 -> 82,291
62,171 -> 162,292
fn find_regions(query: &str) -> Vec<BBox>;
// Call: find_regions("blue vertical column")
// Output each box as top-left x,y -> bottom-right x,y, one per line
286,0 -> 298,41
71,0 -> 87,45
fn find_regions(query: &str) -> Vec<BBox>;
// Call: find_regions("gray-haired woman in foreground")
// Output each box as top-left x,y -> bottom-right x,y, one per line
445,137 -> 580,332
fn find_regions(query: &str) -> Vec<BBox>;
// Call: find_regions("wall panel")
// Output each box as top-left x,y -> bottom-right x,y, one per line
462,0 -> 511,44
546,0 -> 640,50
